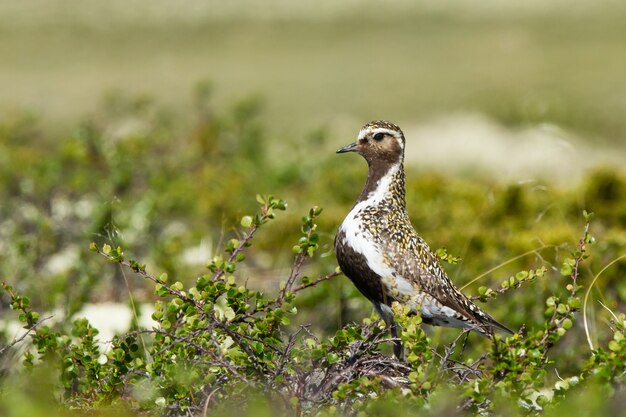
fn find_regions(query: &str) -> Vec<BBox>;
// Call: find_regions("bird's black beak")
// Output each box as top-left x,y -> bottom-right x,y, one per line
336,142 -> 358,154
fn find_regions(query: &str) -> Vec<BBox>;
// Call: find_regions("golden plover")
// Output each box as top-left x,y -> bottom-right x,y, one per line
334,120 -> 512,358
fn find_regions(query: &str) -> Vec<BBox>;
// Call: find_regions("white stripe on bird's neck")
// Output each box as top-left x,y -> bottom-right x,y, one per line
358,162 -> 402,206
340,162 -> 402,237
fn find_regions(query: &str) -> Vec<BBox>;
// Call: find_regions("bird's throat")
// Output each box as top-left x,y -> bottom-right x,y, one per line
357,162 -> 406,206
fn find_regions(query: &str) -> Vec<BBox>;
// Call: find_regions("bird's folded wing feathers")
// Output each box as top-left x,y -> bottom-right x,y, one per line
381,231 -> 513,334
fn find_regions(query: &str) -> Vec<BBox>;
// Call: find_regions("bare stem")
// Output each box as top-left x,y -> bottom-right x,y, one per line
292,271 -> 341,293
0,315 -> 53,355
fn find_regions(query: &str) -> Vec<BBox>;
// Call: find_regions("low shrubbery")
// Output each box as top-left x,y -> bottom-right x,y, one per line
1,195 -> 626,416
1,88 -> 625,416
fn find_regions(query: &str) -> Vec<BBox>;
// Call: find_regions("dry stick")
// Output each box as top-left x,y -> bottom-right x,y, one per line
454,354 -> 487,384
299,325 -> 320,345
279,208 -> 335,303
438,329 -> 471,371
266,252 -> 308,337
453,362 -> 485,383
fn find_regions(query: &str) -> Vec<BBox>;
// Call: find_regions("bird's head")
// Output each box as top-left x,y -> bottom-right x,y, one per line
336,120 -> 405,166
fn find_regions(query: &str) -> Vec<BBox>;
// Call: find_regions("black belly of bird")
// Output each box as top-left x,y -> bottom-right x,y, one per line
334,230 -> 387,306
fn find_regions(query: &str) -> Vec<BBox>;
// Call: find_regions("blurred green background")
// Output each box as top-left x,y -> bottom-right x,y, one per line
3,0 -> 626,143
1,0 -> 625,356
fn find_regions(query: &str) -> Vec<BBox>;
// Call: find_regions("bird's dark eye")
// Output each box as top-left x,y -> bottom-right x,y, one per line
373,132 -> 385,141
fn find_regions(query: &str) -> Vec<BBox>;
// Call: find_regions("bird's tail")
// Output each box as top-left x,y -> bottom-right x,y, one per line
473,309 -> 514,337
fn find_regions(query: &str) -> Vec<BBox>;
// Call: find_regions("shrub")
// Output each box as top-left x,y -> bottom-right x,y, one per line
1,195 -> 626,417
1,89 -> 625,416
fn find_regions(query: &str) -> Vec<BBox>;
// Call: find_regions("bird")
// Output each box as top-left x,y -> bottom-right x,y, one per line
334,120 -> 512,358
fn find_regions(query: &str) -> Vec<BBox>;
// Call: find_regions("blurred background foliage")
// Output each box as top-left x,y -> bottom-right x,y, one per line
1,0 -> 626,415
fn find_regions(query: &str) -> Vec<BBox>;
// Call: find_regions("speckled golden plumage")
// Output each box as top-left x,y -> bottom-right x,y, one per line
334,120 -> 512,358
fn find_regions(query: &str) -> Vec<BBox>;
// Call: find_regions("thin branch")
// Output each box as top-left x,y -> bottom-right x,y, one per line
571,220 -> 591,296
0,315 -> 53,355
95,249 -> 196,305
538,219 -> 591,362
214,200 -> 285,283
292,271 -> 341,293
214,223 -> 259,282
438,329 -> 471,371
278,253 -> 307,304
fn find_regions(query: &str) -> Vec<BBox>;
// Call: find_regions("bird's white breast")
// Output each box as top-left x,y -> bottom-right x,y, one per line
339,165 -> 396,269
339,164 -> 416,298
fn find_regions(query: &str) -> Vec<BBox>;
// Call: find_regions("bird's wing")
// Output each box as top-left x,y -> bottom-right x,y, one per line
380,227 -> 512,334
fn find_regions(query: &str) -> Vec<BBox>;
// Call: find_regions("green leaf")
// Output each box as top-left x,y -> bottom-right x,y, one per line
560,262 -> 573,277
241,215 -> 253,228
568,297 -> 581,309
515,270 -> 529,280
555,380 -> 570,391
214,294 -> 235,321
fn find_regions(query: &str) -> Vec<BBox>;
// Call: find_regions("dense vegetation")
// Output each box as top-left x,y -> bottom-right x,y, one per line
1,89 -> 625,417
